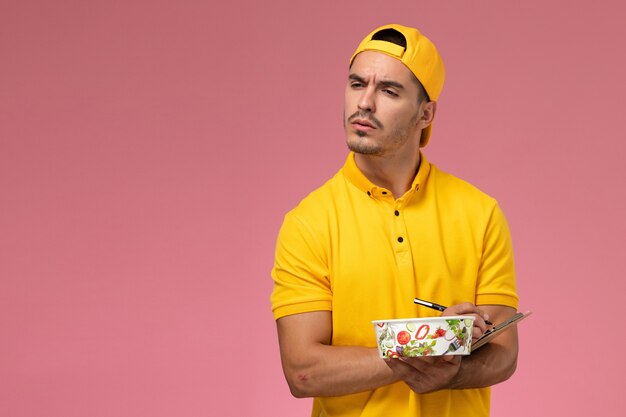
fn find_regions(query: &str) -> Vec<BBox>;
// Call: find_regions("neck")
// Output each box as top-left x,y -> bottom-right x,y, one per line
354,151 -> 421,199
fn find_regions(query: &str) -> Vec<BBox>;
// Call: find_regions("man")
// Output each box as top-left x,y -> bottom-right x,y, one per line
270,23 -> 519,417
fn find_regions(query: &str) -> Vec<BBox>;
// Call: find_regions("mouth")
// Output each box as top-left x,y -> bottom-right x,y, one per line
353,118 -> 375,128
350,118 -> 377,133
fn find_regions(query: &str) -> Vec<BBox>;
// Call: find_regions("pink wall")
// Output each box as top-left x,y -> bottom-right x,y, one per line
2,1 -> 625,416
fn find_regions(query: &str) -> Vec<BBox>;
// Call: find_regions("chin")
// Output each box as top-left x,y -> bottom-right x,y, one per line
346,138 -> 381,155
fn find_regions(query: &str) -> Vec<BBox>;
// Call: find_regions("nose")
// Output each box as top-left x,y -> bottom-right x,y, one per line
357,86 -> 376,113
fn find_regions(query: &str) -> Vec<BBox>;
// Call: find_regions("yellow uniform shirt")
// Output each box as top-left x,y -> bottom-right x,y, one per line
271,152 -> 518,417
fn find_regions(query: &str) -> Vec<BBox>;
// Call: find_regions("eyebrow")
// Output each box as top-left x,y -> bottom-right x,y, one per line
348,73 -> 406,90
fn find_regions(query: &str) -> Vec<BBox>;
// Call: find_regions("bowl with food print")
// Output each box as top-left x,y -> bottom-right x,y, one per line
372,316 -> 474,358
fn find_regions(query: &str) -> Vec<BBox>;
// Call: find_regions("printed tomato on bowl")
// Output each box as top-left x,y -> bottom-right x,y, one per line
372,316 -> 475,358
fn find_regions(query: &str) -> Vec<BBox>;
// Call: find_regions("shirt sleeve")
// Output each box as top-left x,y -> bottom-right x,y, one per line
475,202 -> 519,309
270,211 -> 333,320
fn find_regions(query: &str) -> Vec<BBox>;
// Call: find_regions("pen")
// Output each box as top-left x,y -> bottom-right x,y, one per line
413,297 -> 493,326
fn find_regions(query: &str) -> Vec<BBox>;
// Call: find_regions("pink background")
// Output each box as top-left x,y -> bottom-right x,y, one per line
2,1 -> 625,416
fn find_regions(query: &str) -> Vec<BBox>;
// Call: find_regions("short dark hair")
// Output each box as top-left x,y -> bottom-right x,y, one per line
371,28 -> 407,49
371,28 -> 430,103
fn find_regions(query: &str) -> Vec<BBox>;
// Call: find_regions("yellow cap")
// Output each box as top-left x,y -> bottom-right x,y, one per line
350,24 -> 445,147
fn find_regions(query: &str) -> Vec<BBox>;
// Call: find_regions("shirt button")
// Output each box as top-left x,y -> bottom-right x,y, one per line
394,210 -> 399,216
382,191 -> 387,195
397,237 -> 404,243
367,191 -> 371,196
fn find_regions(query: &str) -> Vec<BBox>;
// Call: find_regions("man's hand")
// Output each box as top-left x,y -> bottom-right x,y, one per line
385,355 -> 462,394
442,302 -> 490,342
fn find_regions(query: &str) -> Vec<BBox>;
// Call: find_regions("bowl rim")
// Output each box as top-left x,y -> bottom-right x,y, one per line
372,315 -> 475,324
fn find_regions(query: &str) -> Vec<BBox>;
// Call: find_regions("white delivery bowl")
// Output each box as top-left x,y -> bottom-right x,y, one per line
372,316 -> 474,358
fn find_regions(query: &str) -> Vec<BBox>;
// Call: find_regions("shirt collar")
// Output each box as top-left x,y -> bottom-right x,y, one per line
341,151 -> 431,199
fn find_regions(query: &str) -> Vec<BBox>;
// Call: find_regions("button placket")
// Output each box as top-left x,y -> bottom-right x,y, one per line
392,201 -> 408,253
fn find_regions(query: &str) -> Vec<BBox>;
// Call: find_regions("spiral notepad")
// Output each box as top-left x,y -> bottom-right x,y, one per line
471,311 -> 532,351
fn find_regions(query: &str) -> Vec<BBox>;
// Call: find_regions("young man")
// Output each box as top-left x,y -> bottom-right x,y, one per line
270,24 -> 519,417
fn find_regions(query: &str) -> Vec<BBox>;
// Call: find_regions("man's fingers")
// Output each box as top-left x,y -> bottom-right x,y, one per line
399,356 -> 437,367
440,354 -> 462,364
386,355 -> 463,394
385,357 -> 421,378
442,302 -> 491,338
472,314 -> 488,332
443,302 -> 489,322
442,302 -> 477,316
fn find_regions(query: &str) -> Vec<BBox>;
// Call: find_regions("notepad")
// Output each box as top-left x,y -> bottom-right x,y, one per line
471,311 -> 532,351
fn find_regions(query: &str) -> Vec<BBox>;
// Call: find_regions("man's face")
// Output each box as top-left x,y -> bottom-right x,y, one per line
344,51 -> 424,156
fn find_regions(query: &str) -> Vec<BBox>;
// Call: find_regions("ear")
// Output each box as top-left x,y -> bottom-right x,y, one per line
419,101 -> 437,129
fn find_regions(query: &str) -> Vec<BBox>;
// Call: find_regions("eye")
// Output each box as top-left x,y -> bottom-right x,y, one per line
350,81 -> 364,89
382,89 -> 398,97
